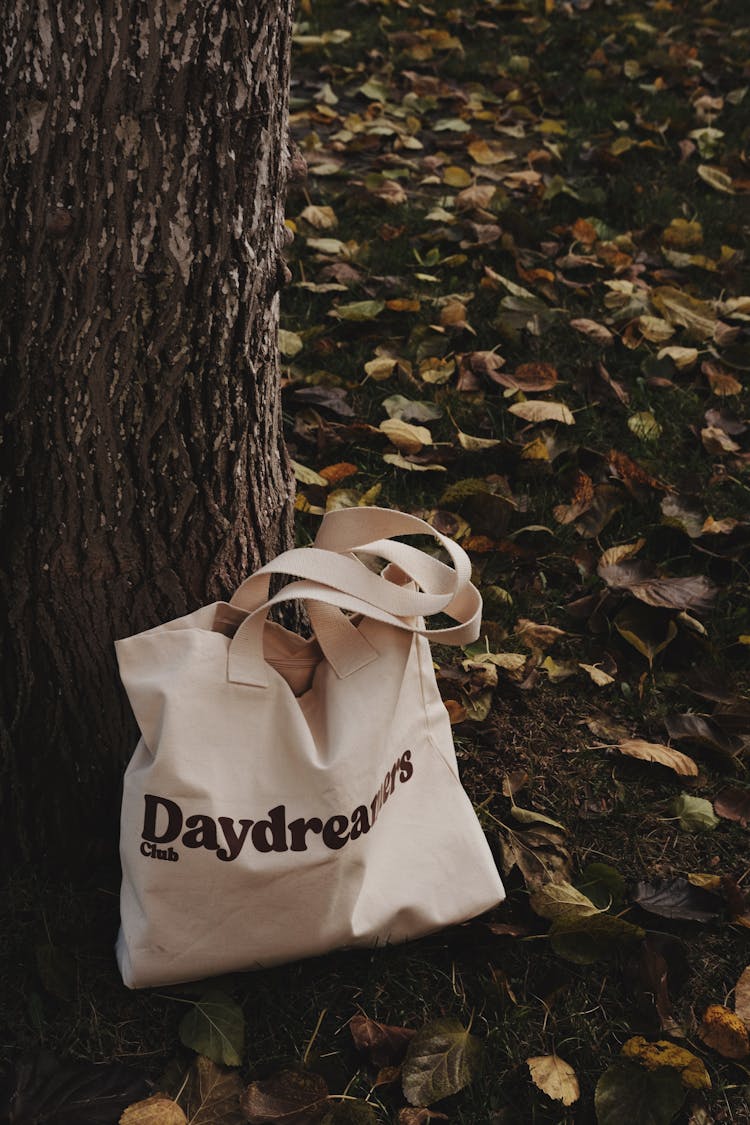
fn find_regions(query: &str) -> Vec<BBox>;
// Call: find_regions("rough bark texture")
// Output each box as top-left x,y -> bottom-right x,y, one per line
0,0 -> 296,868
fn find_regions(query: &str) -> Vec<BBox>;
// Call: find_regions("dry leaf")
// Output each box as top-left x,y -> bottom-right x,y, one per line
714,788 -> 750,827
456,429 -> 500,451
599,539 -> 646,567
735,966 -> 750,1030
467,138 -> 513,165
299,204 -> 338,230
703,361 -> 743,396
349,1014 -> 416,1067
618,739 -> 698,777
120,1096 -> 187,1125
380,418 -> 432,453
569,318 -> 615,345
319,462 -> 358,484
657,345 -> 699,369
527,1055 -> 580,1106
516,619 -> 566,654
240,1070 -> 328,1125
508,401 -> 575,425
698,1005 -> 750,1059
697,164 -> 736,193
639,316 -> 675,342
579,663 -> 615,686
383,453 -> 446,472
183,1058 -> 244,1125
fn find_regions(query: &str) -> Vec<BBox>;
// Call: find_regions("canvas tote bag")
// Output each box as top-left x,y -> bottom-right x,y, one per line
116,507 -> 505,988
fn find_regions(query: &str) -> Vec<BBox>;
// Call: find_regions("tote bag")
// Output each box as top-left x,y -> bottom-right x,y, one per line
115,507 -> 505,988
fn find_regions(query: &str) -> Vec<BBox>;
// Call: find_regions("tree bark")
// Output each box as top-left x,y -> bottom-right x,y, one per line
0,0 -> 296,869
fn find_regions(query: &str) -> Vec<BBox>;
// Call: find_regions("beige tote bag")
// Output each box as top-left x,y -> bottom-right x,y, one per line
115,507 -> 505,988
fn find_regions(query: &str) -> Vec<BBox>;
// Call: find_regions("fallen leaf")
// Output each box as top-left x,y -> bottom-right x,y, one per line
510,804 -> 566,831
579,663 -> 615,686
618,739 -> 698,777
330,299 -> 385,321
467,139 -> 513,165
670,794 -> 719,832
613,602 -> 677,667
714,788 -> 750,827
380,418 -> 432,453
398,1109 -> 449,1124
526,1056 -> 579,1106
401,1019 -> 482,1107
349,1014 -> 416,1068
515,619 -> 566,654
620,1038 -> 710,1091
508,401 -> 575,425
664,714 -> 741,760
178,990 -> 245,1067
735,966 -> 750,1030
383,453 -> 446,472
698,1005 -> 750,1059
599,562 -> 717,612
656,345 -> 699,369
553,471 -> 594,524
494,362 -> 558,392
299,204 -> 338,230
594,1062 -> 685,1125
628,411 -> 662,442
633,877 -> 724,923
291,461 -> 329,487
639,316 -> 675,342
320,1101 -> 377,1124
529,881 -> 597,924
278,330 -> 304,357
703,360 -> 743,396
183,1057 -> 244,1125
569,318 -> 614,345
120,1096 -> 187,1125
697,164 -> 736,193
456,429 -> 500,451
364,357 -> 398,381
240,1070 -> 328,1124
550,913 -> 645,964
701,425 -> 741,454
382,395 -> 442,423
651,287 -> 717,339
319,462 -> 358,485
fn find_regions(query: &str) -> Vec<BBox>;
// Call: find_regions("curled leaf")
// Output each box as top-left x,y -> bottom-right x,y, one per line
508,401 -> 575,425
618,739 -> 698,777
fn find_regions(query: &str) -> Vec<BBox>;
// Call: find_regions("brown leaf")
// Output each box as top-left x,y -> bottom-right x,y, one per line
496,362 -> 558,392
698,1005 -> 750,1059
608,449 -> 664,493
618,739 -> 698,777
569,318 -> 614,345
736,966 -> 750,1030
184,1058 -> 244,1125
120,1096 -> 187,1125
380,418 -> 433,453
714,788 -> 750,828
702,361 -> 743,396
665,714 -> 742,759
508,401 -> 575,425
349,1014 -> 416,1068
553,471 -> 594,524
319,462 -> 358,485
240,1071 -> 328,1125
515,619 -> 566,655
598,561 -> 717,612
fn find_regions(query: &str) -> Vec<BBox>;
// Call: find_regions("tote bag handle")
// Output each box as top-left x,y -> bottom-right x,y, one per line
227,573 -> 482,687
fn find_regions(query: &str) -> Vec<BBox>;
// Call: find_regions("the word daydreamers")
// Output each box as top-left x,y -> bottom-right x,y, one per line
139,750 -> 414,863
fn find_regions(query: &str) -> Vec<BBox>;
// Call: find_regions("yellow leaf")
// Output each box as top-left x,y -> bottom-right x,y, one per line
579,663 -> 615,686
419,356 -> 455,384
661,218 -> 703,249
651,287 -> 717,338
699,1004 -> 750,1059
628,411 -> 662,442
457,430 -> 500,451
467,139 -> 513,165
509,401 -> 575,425
521,436 -> 550,460
638,315 -> 675,342
620,1037 -> 711,1091
380,418 -> 432,453
443,165 -> 473,187
120,1096 -> 187,1125
298,204 -> 338,230
364,357 -> 398,381
618,739 -> 698,777
527,1056 -> 580,1106
656,346 -> 699,370
278,329 -> 303,357
599,539 -> 646,567
455,183 -> 497,211
291,460 -> 328,486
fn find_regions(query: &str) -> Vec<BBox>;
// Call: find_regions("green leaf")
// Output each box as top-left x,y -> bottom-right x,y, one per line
595,1061 -> 685,1125
402,1018 -> 482,1106
331,300 -> 385,321
575,863 -> 626,911
178,990 -> 245,1067
550,913 -> 646,965
670,794 -> 720,832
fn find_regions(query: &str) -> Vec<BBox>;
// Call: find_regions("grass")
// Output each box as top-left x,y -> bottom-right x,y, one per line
3,0 -> 750,1121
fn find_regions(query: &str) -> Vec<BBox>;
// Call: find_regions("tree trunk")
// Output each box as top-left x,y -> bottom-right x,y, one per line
0,0 -> 296,869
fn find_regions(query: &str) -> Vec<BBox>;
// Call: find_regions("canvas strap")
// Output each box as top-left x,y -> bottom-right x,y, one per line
226,507 -> 481,686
